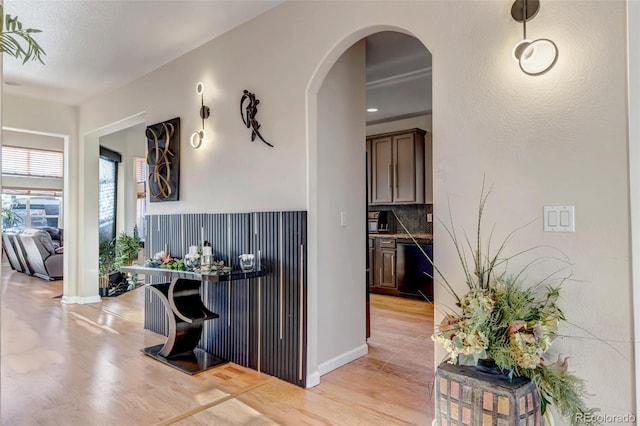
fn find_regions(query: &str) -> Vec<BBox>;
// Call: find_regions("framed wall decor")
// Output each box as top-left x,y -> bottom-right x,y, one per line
146,117 -> 180,202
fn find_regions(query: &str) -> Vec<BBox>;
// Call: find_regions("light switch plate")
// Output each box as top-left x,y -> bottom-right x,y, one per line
340,211 -> 347,227
543,206 -> 575,232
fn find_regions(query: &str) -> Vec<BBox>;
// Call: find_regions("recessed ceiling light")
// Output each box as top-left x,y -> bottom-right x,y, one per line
5,81 -> 21,86
367,108 -> 378,112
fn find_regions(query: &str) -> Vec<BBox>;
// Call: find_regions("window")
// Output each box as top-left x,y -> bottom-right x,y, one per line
98,147 -> 121,242
134,157 -> 147,241
2,190 -> 62,229
2,146 -> 63,178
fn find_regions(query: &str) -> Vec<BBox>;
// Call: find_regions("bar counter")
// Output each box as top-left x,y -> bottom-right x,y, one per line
120,265 -> 264,375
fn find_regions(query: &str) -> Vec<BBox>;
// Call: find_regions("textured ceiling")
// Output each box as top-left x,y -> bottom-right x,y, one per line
3,0 -> 284,105
3,3 -> 432,123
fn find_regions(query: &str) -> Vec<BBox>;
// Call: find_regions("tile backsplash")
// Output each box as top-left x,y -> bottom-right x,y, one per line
369,204 -> 433,234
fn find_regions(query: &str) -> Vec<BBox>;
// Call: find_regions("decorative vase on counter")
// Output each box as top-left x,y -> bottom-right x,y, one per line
184,245 -> 200,271
239,254 -> 255,272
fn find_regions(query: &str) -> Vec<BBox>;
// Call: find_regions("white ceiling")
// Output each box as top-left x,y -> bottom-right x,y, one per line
3,0 -> 284,105
3,2 -> 432,123
365,31 -> 432,125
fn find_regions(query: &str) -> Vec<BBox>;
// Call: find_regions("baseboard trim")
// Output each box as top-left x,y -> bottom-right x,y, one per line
318,343 -> 368,376
306,371 -> 321,388
61,295 -> 101,305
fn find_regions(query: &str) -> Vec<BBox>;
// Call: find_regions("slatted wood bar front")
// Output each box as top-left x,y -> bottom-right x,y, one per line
143,211 -> 307,387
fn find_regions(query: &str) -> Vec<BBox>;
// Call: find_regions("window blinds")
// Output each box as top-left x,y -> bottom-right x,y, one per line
2,146 -> 63,178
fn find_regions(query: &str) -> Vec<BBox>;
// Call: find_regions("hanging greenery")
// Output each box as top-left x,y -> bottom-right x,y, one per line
0,5 -> 45,64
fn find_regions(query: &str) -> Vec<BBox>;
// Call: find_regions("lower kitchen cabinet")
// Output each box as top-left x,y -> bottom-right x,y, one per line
368,238 -> 375,288
371,237 -> 399,296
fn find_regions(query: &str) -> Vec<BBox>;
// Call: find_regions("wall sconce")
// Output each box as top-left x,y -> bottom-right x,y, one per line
511,0 -> 558,76
190,82 -> 210,149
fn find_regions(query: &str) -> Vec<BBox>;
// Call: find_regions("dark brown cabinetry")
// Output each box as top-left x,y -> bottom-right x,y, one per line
368,237 -> 375,289
369,129 -> 428,205
370,237 -> 399,296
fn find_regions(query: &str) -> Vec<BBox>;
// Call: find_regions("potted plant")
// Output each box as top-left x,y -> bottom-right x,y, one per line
0,5 -> 46,64
98,238 -> 116,297
115,226 -> 143,291
425,185 -> 595,425
115,226 -> 143,268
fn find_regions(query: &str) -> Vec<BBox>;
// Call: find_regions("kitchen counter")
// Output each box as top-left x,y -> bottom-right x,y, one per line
370,232 -> 433,242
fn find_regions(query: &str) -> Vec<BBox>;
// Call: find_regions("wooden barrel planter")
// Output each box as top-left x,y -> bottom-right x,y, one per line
435,362 -> 543,426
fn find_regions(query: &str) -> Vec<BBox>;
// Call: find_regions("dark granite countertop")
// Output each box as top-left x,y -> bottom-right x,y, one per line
369,233 -> 433,243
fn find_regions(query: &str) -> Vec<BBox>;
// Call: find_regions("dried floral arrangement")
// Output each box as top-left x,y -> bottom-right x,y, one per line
399,185 -> 596,425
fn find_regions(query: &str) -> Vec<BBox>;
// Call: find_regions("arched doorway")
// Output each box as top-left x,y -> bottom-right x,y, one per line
305,26 -> 433,387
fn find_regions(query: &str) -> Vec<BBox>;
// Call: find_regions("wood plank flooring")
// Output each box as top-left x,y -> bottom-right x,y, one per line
1,267 -> 435,425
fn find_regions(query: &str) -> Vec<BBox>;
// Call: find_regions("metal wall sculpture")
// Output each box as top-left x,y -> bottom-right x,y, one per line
146,117 -> 180,202
240,90 -> 274,147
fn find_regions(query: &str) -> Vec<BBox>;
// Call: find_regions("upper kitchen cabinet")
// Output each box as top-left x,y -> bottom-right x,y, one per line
369,128 -> 432,205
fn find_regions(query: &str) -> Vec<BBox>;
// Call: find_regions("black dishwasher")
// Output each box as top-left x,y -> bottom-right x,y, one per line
396,241 -> 433,301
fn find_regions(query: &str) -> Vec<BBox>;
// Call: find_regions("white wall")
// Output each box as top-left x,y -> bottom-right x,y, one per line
2,130 -> 64,151
71,0 -> 632,417
316,41 -> 367,373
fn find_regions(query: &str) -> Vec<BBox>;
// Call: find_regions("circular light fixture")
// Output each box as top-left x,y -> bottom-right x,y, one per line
511,0 -> 557,76
196,82 -> 205,96
367,108 -> 379,112
513,38 -> 558,76
191,82 -> 209,149
190,129 -> 204,149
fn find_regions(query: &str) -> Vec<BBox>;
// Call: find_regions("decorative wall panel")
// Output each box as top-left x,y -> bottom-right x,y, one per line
144,211 -> 307,387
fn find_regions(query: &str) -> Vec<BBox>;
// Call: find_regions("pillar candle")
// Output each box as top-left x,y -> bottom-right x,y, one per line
203,246 -> 212,256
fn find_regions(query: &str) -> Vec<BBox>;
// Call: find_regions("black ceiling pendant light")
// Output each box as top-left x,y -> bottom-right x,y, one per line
511,0 -> 558,76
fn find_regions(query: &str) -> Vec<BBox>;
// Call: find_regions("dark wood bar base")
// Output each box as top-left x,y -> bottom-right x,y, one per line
136,278 -> 225,375
141,344 -> 227,375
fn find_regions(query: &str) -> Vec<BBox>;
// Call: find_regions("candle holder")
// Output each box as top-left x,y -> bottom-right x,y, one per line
200,254 -> 214,272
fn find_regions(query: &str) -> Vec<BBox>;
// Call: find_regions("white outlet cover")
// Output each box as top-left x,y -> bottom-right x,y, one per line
543,206 -> 575,232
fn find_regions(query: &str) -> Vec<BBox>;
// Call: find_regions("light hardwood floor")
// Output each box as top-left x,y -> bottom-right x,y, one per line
1,267 -> 435,425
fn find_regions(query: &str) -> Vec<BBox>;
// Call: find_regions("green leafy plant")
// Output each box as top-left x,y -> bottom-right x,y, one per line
2,205 -> 23,228
115,228 -> 142,268
414,184 -> 596,425
0,5 -> 45,64
98,238 -> 116,276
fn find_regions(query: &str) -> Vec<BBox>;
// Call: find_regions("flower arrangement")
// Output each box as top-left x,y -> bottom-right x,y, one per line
425,187 -> 595,425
